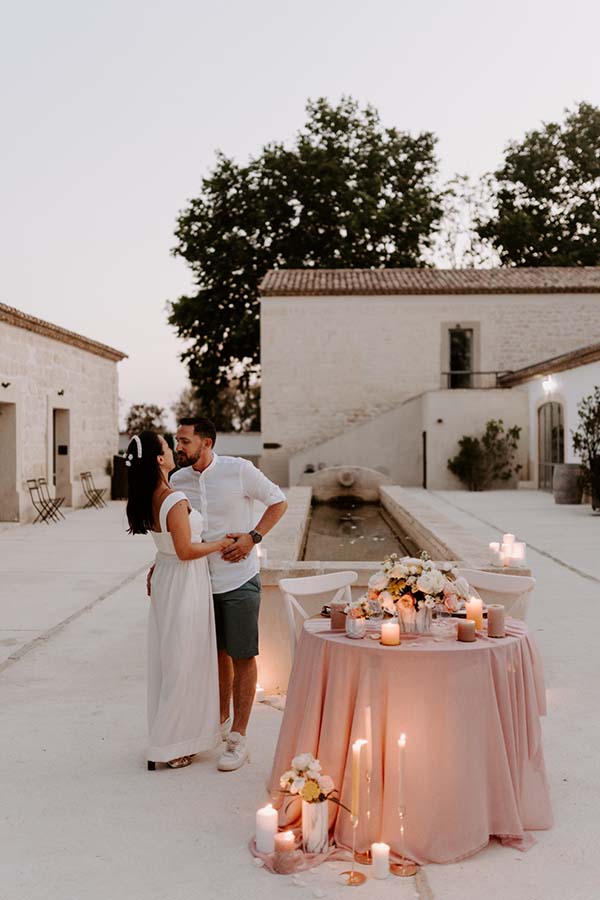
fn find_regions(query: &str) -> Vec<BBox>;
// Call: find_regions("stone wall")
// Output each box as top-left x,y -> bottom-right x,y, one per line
261,292 -> 600,484
0,320 -> 121,521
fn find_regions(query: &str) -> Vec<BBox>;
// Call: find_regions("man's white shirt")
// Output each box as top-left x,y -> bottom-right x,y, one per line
169,453 -> 286,593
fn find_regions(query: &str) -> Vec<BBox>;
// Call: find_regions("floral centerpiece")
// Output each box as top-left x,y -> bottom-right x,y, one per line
367,551 -> 472,633
280,753 -> 345,854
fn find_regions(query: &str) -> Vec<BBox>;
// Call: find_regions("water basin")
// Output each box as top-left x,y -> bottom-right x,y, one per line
302,500 -> 416,561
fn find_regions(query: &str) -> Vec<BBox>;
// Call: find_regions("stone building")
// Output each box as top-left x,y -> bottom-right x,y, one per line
499,342 -> 600,490
259,268 -> 600,488
0,303 -> 126,522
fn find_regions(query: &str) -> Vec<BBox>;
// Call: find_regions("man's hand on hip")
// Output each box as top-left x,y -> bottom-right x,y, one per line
222,533 -> 254,562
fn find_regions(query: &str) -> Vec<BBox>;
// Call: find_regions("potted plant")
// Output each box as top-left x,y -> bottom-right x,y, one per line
572,387 -> 600,511
447,419 -> 522,491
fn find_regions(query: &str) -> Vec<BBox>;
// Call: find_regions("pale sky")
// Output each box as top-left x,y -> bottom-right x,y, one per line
2,0 -> 599,426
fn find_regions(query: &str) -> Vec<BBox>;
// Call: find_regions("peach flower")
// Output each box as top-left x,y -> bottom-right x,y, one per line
398,593 -> 415,610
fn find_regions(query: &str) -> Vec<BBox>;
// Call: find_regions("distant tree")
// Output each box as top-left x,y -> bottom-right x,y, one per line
125,403 -> 165,435
478,102 -> 600,266
424,174 -> 500,268
168,96 -> 443,422
171,379 -> 260,433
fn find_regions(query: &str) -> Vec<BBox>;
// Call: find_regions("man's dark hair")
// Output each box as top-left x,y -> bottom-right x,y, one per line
178,417 -> 217,448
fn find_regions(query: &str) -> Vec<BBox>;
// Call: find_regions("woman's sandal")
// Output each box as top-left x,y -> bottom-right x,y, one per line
147,756 -> 191,771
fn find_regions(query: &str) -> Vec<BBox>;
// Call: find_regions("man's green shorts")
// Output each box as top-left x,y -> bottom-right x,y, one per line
212,574 -> 261,659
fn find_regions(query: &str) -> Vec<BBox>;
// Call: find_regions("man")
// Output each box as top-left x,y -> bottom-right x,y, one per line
170,417 -> 287,771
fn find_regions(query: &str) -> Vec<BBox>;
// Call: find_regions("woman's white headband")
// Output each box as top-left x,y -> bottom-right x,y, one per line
125,435 -> 143,467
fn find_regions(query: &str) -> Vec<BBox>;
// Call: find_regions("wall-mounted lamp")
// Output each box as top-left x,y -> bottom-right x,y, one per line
542,375 -> 557,394
1,382 -> 10,389
57,389 -> 65,396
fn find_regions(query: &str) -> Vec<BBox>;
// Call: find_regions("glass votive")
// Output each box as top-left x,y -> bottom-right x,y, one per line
431,619 -> 457,642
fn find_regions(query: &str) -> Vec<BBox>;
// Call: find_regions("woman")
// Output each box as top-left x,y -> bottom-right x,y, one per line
125,431 -> 231,769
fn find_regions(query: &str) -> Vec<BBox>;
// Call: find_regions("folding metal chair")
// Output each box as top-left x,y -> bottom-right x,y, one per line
80,472 -> 106,509
26,479 -> 58,524
37,477 -> 65,520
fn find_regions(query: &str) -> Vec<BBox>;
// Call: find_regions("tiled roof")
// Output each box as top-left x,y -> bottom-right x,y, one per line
0,303 -> 127,362
259,267 -> 600,296
498,342 -> 600,387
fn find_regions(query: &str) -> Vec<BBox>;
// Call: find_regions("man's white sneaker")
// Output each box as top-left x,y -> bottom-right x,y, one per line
220,715 -> 232,740
217,732 -> 249,771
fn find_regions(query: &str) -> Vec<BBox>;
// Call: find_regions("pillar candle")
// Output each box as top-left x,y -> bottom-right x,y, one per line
371,842 -> 390,879
502,533 -> 515,546
255,804 -> 278,854
501,542 -> 512,566
457,619 -> 476,642
273,831 -> 296,874
330,602 -> 346,630
351,739 -> 367,817
489,541 -> 501,564
487,604 -> 506,638
380,622 -> 400,645
510,541 -> 526,564
465,595 -> 484,630
274,831 -> 295,853
397,734 -> 407,812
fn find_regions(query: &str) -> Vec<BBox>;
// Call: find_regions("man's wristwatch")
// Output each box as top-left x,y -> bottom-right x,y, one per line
249,529 -> 263,544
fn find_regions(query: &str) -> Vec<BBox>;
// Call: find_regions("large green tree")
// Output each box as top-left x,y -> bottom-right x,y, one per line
478,102 -> 600,266
169,97 -> 442,426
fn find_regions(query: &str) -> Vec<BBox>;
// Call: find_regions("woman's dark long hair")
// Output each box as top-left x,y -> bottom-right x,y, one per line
125,431 -> 164,535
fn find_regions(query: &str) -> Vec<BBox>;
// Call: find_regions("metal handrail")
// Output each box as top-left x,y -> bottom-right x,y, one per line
441,370 -> 512,389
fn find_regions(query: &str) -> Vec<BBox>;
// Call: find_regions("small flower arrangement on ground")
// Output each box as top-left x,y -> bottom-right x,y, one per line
344,596 -> 383,619
280,753 -> 343,806
367,551 -> 471,614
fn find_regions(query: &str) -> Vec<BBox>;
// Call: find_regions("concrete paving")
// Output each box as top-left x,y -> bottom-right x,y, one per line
0,495 -> 598,899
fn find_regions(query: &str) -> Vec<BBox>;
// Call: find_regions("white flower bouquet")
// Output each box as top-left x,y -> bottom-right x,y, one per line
367,551 -> 471,614
280,753 -> 347,809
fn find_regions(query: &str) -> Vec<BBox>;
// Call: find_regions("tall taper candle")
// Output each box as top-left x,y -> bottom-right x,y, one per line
351,739 -> 367,817
398,733 -> 407,812
364,707 -> 373,776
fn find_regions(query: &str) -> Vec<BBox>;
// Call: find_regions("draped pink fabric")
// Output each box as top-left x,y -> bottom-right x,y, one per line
267,619 -> 552,865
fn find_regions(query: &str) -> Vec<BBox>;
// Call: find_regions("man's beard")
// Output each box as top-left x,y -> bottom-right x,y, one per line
177,450 -> 202,466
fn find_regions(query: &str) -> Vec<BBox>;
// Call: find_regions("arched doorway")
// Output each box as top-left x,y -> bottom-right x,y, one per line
538,401 -> 564,490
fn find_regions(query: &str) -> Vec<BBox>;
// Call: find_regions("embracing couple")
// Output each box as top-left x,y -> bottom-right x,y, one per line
125,417 -> 287,772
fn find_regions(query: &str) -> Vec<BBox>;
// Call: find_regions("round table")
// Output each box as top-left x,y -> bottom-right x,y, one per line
268,619 -> 553,864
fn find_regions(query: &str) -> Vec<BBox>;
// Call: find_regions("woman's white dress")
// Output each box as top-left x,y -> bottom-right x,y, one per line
147,491 -> 220,761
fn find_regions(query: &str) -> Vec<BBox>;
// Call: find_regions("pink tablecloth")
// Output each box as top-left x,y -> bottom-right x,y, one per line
268,619 -> 552,864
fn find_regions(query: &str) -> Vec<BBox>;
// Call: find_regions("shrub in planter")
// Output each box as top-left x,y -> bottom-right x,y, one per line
447,419 -> 522,491
572,387 -> 600,511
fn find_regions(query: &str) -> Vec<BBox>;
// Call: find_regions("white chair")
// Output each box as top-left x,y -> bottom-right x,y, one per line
278,571 -> 358,659
455,568 -> 536,621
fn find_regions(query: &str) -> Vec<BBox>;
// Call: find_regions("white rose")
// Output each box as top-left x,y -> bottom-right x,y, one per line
292,752 -> 315,772
424,596 -> 436,609
318,775 -> 334,794
368,571 -> 388,591
390,563 -> 408,579
280,769 -> 295,787
290,777 -> 306,794
416,573 -> 434,594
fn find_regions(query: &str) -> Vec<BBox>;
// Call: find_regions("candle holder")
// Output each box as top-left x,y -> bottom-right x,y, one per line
353,770 -> 372,865
340,815 -> 367,886
390,809 -> 418,878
